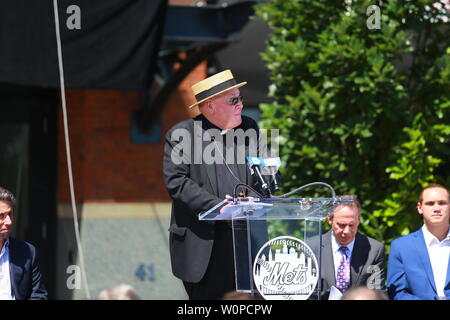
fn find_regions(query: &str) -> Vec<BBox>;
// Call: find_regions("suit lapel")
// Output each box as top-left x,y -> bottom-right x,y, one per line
350,233 -> 369,285
446,256 -> 450,289
322,231 -> 336,286
237,161 -> 248,186
415,230 -> 437,293
194,117 -> 219,196
445,256 -> 450,298
8,238 -> 22,300
205,161 -> 218,196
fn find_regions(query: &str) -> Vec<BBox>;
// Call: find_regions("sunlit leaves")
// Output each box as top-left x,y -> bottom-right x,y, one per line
255,0 -> 450,248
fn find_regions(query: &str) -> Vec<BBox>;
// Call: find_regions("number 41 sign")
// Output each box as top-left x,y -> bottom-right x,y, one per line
135,264 -> 155,281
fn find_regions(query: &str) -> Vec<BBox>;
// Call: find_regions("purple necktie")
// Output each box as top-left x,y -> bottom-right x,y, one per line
336,246 -> 350,292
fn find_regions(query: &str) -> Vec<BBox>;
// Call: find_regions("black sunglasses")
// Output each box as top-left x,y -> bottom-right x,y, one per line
228,95 -> 244,106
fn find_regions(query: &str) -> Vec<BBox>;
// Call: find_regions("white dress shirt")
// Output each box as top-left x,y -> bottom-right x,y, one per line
422,225 -> 450,299
0,238 -> 14,300
331,232 -> 355,281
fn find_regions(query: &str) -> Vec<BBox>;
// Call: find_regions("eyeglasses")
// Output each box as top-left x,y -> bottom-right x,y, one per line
228,95 -> 244,106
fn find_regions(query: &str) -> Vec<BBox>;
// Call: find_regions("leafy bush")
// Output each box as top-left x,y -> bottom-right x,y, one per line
255,0 -> 450,249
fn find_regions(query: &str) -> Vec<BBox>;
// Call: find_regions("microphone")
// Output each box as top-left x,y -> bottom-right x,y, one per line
247,156 -> 271,197
259,157 -> 281,192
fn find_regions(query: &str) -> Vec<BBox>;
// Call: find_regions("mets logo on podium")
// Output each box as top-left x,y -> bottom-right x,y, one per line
253,236 -> 319,300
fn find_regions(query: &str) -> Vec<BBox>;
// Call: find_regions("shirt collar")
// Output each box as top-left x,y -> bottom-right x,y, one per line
331,232 -> 355,255
200,114 -> 244,133
200,114 -> 219,131
0,238 -> 10,258
422,224 -> 450,245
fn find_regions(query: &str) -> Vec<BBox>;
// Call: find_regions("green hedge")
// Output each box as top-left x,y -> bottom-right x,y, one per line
256,0 -> 450,250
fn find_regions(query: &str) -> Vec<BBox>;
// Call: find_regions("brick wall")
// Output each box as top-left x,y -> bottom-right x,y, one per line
57,62 -> 206,202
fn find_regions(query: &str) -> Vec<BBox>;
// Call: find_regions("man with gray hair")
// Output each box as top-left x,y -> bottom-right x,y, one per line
0,186 -> 47,299
310,196 -> 386,299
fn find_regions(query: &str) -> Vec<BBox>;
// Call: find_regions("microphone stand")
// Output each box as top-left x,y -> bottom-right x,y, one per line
253,165 -> 272,197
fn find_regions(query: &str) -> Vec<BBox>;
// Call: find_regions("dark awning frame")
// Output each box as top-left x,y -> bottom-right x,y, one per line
138,1 -> 257,133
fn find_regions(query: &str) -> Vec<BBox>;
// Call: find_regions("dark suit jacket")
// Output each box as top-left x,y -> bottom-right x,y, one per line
8,237 -> 48,300
309,231 -> 386,299
387,229 -> 450,300
163,114 -> 267,283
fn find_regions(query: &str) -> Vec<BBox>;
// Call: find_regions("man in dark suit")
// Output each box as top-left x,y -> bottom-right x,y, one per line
310,198 -> 385,299
164,70 -> 273,300
387,184 -> 450,300
0,186 -> 48,300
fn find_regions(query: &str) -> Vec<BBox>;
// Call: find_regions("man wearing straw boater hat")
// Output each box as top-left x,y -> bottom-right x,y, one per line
163,70 -> 272,299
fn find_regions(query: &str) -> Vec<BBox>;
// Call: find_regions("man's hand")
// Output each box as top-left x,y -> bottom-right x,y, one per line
219,195 -> 233,214
219,195 -> 257,214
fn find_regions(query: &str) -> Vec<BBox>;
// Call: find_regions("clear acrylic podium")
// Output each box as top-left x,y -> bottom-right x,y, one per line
199,197 -> 353,300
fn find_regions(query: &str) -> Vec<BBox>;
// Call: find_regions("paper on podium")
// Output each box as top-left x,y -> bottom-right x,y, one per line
328,286 -> 343,300
219,202 -> 273,219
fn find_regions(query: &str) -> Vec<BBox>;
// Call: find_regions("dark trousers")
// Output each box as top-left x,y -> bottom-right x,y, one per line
183,223 -> 236,300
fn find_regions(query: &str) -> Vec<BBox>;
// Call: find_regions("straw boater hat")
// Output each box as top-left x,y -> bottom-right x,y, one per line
188,69 -> 247,109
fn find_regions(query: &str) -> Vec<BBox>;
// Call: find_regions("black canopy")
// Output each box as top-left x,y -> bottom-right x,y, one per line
0,0 -> 167,90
